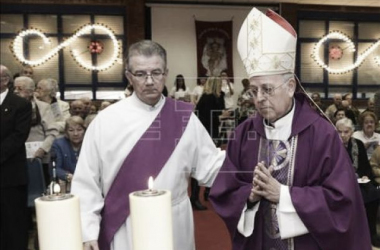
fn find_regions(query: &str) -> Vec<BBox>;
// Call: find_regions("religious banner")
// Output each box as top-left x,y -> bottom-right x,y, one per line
195,20 -> 233,80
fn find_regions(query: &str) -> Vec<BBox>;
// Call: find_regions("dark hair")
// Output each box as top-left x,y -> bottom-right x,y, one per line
334,108 -> 346,118
175,74 -> 186,91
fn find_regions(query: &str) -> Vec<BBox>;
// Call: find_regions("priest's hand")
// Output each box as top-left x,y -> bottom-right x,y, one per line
252,162 -> 281,203
83,240 -> 99,250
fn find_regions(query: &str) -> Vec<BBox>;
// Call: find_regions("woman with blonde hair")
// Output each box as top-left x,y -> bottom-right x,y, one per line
191,77 -> 225,210
51,116 -> 85,192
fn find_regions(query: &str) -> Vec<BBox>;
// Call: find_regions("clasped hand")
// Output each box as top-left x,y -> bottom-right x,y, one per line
248,161 -> 281,204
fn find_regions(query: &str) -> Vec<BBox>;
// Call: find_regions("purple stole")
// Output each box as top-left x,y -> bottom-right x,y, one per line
98,98 -> 194,250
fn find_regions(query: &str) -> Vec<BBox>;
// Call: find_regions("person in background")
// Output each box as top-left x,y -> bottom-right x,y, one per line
84,114 -> 97,128
353,111 -> 380,159
79,96 -> 92,118
343,93 -> 360,122
89,104 -> 97,115
341,99 -> 357,126
35,78 -> 71,134
236,78 -> 255,125
99,101 -> 112,111
169,74 -> 191,102
363,97 -> 375,114
51,116 -> 85,193
310,92 -> 327,112
192,76 -> 206,104
70,100 -> 86,119
220,70 -> 234,111
193,76 -> 225,209
325,93 -> 342,122
20,65 -> 34,79
333,107 -> 346,124
336,118 -> 380,247
14,76 -> 59,182
0,65 -> 32,250
210,8 -> 371,250
71,40 -> 225,250
370,146 -> 380,186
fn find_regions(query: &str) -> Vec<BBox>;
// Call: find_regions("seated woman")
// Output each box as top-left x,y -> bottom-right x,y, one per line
51,116 -> 85,193
336,118 -> 380,247
353,111 -> 380,159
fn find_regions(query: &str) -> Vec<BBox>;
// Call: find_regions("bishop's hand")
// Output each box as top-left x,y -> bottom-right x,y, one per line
252,162 -> 281,203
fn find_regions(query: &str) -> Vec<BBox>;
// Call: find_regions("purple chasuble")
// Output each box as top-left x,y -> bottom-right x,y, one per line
210,93 -> 372,250
98,98 -> 194,250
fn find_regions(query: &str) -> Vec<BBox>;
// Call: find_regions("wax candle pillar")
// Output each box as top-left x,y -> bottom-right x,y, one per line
129,187 -> 173,250
35,194 -> 83,250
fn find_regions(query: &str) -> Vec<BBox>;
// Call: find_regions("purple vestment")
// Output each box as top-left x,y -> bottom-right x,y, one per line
210,93 -> 371,250
98,98 -> 194,250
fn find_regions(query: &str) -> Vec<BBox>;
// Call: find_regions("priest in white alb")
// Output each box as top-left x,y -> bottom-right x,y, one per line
71,40 -> 225,250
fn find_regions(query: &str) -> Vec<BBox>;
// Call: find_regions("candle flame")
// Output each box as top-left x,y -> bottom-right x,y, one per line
148,176 -> 154,190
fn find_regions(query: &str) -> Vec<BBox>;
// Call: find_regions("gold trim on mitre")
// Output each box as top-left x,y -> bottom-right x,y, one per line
237,8 -> 297,78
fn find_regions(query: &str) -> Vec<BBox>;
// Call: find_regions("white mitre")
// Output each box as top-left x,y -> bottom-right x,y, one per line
237,8 -> 297,77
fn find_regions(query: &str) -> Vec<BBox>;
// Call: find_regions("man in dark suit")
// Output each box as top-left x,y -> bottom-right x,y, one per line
0,64 -> 32,250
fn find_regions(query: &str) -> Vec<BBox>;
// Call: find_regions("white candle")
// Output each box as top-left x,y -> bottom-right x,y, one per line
35,194 -> 83,250
129,177 -> 173,250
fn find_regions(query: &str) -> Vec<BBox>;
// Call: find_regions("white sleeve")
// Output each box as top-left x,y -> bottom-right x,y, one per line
190,114 -> 226,187
277,185 -> 309,239
71,120 -> 104,242
237,202 -> 260,237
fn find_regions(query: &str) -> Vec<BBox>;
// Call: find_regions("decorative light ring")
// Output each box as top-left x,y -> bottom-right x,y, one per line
11,24 -> 120,71
311,31 -> 380,74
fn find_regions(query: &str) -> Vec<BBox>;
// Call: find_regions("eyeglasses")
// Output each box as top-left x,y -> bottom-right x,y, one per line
128,70 -> 166,83
249,80 -> 289,97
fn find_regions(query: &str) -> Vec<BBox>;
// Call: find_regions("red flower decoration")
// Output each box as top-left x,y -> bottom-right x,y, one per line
329,45 -> 343,60
88,41 -> 104,54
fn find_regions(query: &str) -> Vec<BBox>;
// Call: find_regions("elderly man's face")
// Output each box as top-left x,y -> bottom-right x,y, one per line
80,97 -> 92,113
0,67 -> 9,92
14,80 -> 32,99
35,81 -> 50,100
333,94 -> 342,106
70,101 -> 85,117
249,74 -> 295,123
126,55 -> 166,106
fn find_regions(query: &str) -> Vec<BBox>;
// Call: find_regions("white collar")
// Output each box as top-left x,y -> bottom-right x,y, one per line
130,92 -> 165,111
0,89 -> 9,105
264,99 -> 295,141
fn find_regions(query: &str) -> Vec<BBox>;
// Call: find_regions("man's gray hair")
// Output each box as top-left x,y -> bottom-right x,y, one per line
125,40 -> 167,71
40,78 -> 58,98
336,117 -> 354,132
15,76 -> 35,91
0,64 -> 13,85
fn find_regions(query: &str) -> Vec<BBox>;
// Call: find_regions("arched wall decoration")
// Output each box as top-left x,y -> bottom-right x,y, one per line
11,24 -> 120,71
311,31 -> 380,74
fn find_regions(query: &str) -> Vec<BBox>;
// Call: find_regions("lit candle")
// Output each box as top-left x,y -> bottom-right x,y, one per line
129,176 -> 173,250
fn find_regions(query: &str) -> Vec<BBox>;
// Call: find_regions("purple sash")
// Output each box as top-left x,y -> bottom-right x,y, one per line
98,98 -> 194,250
